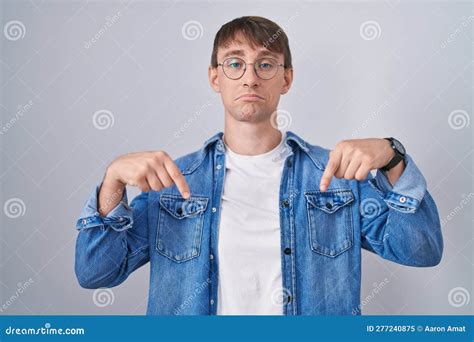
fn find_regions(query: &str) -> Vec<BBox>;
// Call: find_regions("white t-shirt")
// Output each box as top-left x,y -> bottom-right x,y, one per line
216,131 -> 291,315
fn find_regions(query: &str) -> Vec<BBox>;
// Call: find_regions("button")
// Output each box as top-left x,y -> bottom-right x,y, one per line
210,254 -> 214,260
399,196 -> 407,203
287,295 -> 292,303
211,207 -> 217,213
282,200 -> 289,208
284,248 -> 292,255
216,164 -> 222,170
325,202 -> 333,210
286,159 -> 292,167
176,207 -> 183,215
210,299 -> 215,305
82,219 -> 87,225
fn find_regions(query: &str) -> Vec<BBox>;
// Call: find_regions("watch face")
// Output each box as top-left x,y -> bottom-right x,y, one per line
392,139 -> 406,155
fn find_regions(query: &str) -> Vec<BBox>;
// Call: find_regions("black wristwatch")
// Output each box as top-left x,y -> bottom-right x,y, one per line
381,137 -> 406,171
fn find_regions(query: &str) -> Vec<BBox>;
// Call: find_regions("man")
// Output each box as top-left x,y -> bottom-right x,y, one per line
75,16 -> 443,315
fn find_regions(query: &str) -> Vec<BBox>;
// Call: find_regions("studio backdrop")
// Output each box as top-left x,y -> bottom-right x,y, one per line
0,0 -> 472,315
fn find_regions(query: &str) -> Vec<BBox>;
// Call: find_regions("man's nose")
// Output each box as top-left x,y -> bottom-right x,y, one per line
242,64 -> 260,87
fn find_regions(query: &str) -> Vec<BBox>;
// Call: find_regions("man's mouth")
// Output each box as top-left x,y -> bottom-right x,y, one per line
235,93 -> 265,101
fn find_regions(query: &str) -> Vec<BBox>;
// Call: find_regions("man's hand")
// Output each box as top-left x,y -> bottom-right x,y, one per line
106,151 -> 190,196
98,151 -> 190,216
319,138 -> 397,192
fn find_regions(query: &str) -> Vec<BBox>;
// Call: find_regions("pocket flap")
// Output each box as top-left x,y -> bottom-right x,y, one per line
160,194 -> 208,219
305,189 -> 354,214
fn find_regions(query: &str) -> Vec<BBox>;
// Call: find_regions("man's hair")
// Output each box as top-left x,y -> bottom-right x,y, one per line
210,16 -> 292,69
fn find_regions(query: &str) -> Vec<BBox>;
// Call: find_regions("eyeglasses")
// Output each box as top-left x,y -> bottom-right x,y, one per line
217,57 -> 285,80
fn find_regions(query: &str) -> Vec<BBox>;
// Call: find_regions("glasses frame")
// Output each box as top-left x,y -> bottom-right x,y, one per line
217,56 -> 286,80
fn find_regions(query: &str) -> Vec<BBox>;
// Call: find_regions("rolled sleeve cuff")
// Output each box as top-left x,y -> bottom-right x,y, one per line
75,183 -> 133,232
368,154 -> 427,213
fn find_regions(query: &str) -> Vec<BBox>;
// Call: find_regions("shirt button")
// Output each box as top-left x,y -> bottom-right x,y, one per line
399,196 -> 407,203
176,207 -> 183,215
216,164 -> 222,170
82,219 -> 87,225
284,248 -> 292,255
287,295 -> 292,304
210,254 -> 214,260
210,299 -> 215,305
211,207 -> 217,213
282,200 -> 289,208
325,202 -> 333,210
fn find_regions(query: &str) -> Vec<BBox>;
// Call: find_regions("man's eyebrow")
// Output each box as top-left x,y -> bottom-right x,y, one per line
255,51 -> 281,59
221,49 -> 245,58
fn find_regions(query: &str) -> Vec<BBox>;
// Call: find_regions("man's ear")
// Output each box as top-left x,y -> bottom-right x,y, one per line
208,65 -> 220,93
281,67 -> 293,95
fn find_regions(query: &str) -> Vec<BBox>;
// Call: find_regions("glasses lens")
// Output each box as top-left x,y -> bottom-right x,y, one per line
222,57 -> 245,79
255,58 -> 278,80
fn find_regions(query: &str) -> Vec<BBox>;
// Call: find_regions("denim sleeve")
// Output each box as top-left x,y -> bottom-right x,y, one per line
358,154 -> 443,267
74,183 -> 150,288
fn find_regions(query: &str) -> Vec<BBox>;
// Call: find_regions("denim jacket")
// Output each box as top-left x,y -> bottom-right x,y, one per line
75,131 -> 443,315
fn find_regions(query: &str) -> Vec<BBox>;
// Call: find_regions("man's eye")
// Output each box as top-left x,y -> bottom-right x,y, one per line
259,63 -> 273,69
228,62 -> 241,69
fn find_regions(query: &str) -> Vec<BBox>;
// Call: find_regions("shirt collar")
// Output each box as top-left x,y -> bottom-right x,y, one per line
202,130 -> 309,153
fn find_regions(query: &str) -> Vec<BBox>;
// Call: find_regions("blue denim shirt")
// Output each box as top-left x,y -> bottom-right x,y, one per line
75,131 -> 443,315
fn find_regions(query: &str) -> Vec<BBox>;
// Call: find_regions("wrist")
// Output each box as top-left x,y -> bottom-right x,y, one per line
103,164 -> 124,189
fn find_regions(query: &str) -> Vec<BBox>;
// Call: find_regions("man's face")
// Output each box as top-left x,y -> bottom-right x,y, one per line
209,32 -> 293,124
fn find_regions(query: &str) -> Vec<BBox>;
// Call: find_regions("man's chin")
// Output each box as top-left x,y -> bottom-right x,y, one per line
235,105 -> 266,122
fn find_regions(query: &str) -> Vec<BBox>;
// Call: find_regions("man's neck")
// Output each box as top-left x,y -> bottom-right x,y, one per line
223,115 -> 283,156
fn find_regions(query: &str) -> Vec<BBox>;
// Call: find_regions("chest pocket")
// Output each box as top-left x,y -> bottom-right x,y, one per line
156,194 -> 208,263
304,189 -> 354,257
